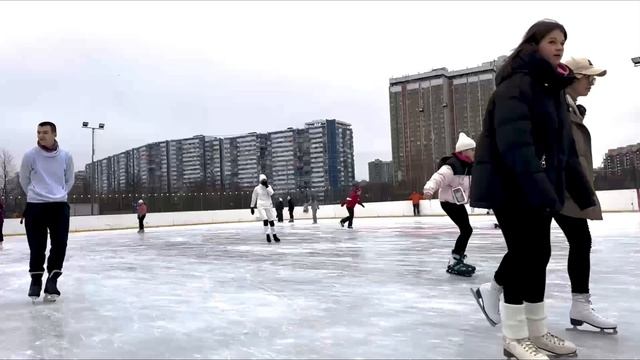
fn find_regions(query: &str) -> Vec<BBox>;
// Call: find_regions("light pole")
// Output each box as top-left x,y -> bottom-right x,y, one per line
82,122 -> 105,215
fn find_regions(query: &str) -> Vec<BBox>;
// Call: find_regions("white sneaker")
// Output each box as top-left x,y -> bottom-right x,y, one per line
530,332 -> 577,357
471,281 -> 502,326
503,337 -> 549,360
570,293 -> 617,331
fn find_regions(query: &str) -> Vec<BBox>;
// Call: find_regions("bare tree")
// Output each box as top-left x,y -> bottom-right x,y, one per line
0,149 -> 16,198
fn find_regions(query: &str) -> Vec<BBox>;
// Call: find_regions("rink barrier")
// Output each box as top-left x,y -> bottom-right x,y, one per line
2,189 -> 637,236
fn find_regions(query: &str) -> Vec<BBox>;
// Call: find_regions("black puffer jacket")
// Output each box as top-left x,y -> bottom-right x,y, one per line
470,52 -> 595,212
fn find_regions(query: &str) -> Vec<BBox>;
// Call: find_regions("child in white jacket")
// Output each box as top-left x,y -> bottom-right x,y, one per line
424,132 -> 476,277
250,174 -> 281,243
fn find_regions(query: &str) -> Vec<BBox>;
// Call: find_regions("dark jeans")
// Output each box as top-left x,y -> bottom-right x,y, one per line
341,207 -> 355,227
288,208 -> 294,220
440,202 -> 473,257
413,204 -> 420,216
138,214 -> 146,230
0,221 -> 4,242
493,207 -> 552,304
554,213 -> 591,294
276,209 -> 284,222
24,202 -> 70,274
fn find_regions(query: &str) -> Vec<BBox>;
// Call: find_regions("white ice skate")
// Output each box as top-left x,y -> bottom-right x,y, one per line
503,337 -> 549,360
569,293 -> 617,334
470,281 -> 502,326
530,332 -> 577,357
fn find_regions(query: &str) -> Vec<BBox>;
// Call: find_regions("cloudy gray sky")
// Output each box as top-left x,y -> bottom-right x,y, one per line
1,1 -> 639,180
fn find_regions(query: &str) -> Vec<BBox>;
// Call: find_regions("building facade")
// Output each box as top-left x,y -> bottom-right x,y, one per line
368,159 -> 393,184
389,57 -> 504,190
86,120 -> 355,196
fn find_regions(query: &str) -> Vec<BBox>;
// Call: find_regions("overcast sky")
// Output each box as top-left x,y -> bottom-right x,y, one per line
1,1 -> 639,180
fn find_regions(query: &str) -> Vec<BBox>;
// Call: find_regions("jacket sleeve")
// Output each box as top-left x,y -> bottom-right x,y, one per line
65,153 -> 75,193
423,165 -> 454,195
493,80 -> 560,211
267,186 -> 274,197
250,188 -> 257,208
19,152 -> 32,194
564,129 -> 596,210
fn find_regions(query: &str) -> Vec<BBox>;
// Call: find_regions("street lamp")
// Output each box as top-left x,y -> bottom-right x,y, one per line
82,122 -> 106,215
632,57 -> 640,67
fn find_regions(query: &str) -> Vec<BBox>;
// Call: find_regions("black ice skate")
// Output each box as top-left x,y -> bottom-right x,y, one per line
446,255 -> 475,277
43,270 -> 62,302
339,220 -> 344,228
28,273 -> 43,303
273,234 -> 280,243
266,234 -> 272,243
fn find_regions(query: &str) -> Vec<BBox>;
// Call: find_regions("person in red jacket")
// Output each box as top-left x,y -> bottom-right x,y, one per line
409,191 -> 423,216
339,185 -> 365,229
137,199 -> 148,233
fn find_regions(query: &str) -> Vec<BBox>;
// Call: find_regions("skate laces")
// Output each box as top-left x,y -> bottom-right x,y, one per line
541,332 -> 565,346
516,339 -> 544,356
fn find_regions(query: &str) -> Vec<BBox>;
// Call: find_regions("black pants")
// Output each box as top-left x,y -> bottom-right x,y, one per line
138,214 -> 146,231
554,213 -> 591,294
0,221 -> 4,242
341,207 -> 355,227
24,202 -> 70,274
493,207 -> 552,304
413,204 -> 420,216
288,208 -> 294,220
440,202 -> 473,257
276,209 -> 284,222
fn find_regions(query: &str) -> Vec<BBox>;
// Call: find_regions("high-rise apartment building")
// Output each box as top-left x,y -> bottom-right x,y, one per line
389,57 -> 504,190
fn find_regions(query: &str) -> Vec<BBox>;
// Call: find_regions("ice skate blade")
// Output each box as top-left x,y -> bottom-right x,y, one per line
43,294 -> 59,303
566,325 -> 618,335
470,287 -> 498,327
446,268 -> 473,277
538,348 -> 577,358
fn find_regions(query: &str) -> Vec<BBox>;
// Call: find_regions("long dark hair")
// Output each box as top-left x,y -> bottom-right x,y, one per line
497,19 -> 567,80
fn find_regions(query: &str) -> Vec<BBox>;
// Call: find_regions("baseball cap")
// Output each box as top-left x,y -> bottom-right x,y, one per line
564,57 -> 607,77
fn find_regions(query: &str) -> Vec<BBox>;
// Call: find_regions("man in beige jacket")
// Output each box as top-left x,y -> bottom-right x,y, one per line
472,58 -> 616,333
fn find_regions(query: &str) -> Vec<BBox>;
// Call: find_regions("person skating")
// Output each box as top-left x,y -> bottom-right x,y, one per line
339,185 -> 364,229
287,195 -> 295,223
424,132 -> 477,277
275,197 -> 285,223
137,199 -> 148,233
20,121 -> 75,303
468,20 -> 596,359
409,191 -> 422,216
472,57 -> 616,334
304,192 -> 320,224
250,174 -> 280,243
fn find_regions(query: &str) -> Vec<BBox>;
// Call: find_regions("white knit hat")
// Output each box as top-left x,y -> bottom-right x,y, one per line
259,174 -> 267,181
455,132 -> 476,152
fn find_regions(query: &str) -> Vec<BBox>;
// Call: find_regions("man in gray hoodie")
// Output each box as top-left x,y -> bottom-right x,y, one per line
20,121 -> 74,302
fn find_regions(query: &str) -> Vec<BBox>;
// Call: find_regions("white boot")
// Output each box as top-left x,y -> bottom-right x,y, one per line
570,293 -> 617,331
501,302 -> 548,360
525,302 -> 577,357
471,280 -> 502,326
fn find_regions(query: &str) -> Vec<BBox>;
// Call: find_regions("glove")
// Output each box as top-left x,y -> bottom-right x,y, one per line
250,207 -> 255,215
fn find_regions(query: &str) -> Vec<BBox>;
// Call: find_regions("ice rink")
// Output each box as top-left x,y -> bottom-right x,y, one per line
1,213 -> 638,359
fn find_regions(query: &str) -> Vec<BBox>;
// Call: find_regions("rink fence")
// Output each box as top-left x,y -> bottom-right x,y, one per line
2,189 -> 638,236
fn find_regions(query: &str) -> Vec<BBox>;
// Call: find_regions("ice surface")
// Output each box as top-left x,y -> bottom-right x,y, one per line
1,213 -> 638,358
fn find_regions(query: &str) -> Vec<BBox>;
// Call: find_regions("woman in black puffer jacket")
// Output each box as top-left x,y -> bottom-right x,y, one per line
469,20 -> 595,360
